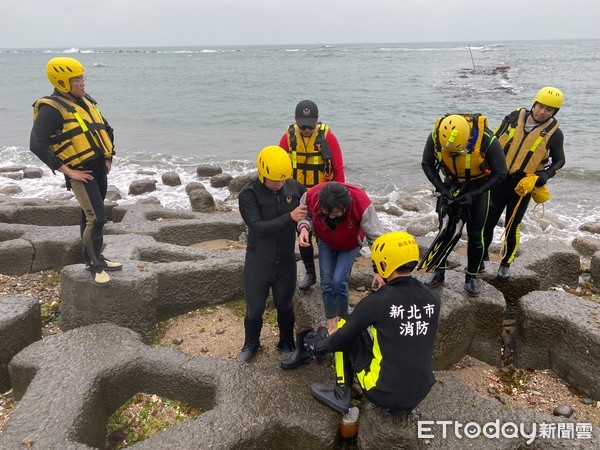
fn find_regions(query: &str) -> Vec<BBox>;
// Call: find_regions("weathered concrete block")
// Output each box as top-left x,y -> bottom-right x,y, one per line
514,290 -> 600,399
60,265 -> 159,343
189,189 -> 215,213
161,171 -> 182,187
12,204 -> 82,226
0,295 -> 41,392
195,164 -> 222,177
357,372 -> 599,449
129,179 -> 157,195
0,239 -> 34,275
591,251 -> 600,288
2,324 -> 337,449
209,172 -> 233,188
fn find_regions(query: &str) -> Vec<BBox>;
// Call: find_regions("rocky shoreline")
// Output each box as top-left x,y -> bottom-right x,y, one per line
1,165 -> 600,449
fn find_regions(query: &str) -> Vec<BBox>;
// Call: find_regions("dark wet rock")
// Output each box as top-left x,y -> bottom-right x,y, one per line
161,171 -> 182,187
407,216 -> 438,237
579,221 -> 600,235
514,290 -> 600,399
196,164 -> 222,178
215,328 -> 225,335
592,251 -> 600,288
23,167 -> 43,179
581,398 -> 595,405
136,169 -> 157,175
552,405 -> 573,418
572,236 -> 600,257
189,189 -> 215,213
0,296 -> 41,391
228,173 -> 256,198
0,185 -> 22,195
172,338 -> 183,345
383,204 -> 403,217
185,182 -> 205,195
1,172 -> 23,180
0,165 -> 26,173
129,179 -> 157,195
210,173 -> 233,188
396,197 -> 420,212
137,196 -> 161,205
105,185 -> 122,202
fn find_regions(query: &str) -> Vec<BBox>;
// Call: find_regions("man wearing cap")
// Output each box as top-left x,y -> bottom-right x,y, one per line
279,100 -> 346,291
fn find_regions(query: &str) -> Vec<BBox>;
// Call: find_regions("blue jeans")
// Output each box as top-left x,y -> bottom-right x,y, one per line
317,240 -> 361,319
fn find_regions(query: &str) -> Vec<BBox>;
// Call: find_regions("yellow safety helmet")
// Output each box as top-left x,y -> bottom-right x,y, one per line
437,115 -> 471,153
46,57 -> 85,93
256,146 -> 293,183
371,231 -> 419,278
532,86 -> 563,113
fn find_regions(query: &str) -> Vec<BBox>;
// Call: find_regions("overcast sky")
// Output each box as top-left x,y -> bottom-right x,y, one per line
2,0 -> 598,48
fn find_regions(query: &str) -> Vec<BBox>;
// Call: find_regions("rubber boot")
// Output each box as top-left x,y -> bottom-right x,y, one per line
497,263 -> 511,281
425,269 -> 445,288
281,327 -> 314,369
310,351 -> 353,414
298,243 -> 316,290
465,274 -> 481,297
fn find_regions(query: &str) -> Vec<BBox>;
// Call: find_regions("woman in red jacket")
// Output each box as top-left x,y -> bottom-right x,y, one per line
297,182 -> 383,334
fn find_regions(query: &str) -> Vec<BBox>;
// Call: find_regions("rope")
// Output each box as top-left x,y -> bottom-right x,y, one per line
498,195 -> 524,260
532,201 -> 545,219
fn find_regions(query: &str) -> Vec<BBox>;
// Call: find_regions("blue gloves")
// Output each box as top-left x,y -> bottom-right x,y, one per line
303,326 -> 329,354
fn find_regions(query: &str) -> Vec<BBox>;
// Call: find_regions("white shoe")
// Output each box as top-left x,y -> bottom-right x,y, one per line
101,256 -> 122,271
94,271 -> 111,286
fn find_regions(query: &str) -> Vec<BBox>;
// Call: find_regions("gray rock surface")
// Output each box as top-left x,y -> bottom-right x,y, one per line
209,172 -> 233,188
591,251 -> 600,288
579,221 -> 600,235
196,164 -> 222,177
189,188 -> 216,212
129,179 -> 158,195
2,324 -> 337,449
0,296 -> 41,391
184,181 -> 205,195
514,290 -> 600,399
161,171 -> 182,186
0,185 -> 22,195
228,173 -> 256,198
572,236 -> 600,257
23,167 -> 43,179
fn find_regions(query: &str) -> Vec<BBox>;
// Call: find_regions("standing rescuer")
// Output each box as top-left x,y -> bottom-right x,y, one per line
421,114 -> 507,296
483,87 -> 566,280
237,146 -> 308,363
30,57 -> 121,286
279,100 -> 346,291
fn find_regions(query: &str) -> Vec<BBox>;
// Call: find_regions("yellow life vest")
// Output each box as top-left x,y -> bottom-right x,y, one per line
33,95 -> 114,169
286,123 -> 333,188
432,114 -> 493,183
496,108 -> 559,175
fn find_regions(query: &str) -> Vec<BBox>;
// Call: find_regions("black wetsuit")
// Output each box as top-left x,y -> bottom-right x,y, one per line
30,90 -> 114,271
314,276 -> 441,414
483,111 -> 565,265
421,131 -> 507,275
238,178 -> 306,348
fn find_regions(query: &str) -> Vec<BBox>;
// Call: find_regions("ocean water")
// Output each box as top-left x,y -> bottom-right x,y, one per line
1,40 -> 599,245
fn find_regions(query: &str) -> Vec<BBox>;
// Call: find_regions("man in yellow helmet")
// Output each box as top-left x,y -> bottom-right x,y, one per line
297,232 -> 440,415
279,100 -> 346,291
30,57 -> 120,286
421,114 -> 507,296
482,87 -> 566,281
237,146 -> 308,363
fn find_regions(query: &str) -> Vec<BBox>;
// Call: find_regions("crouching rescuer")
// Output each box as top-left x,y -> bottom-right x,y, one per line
287,231 -> 441,415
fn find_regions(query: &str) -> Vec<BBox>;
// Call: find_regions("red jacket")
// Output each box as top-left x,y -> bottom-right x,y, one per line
305,183 -> 372,251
